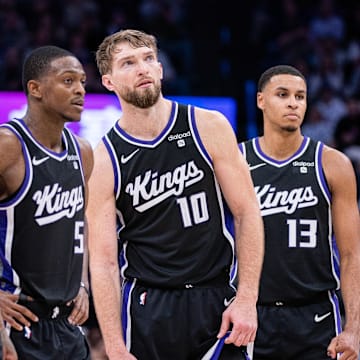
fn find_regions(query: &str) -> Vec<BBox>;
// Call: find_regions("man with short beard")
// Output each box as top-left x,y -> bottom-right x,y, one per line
87,29 -> 264,360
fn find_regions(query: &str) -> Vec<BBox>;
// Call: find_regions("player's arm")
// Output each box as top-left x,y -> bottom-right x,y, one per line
68,136 -> 94,325
323,146 -> 360,358
77,137 -> 94,293
0,311 -> 18,360
78,135 -> 95,214
0,128 -> 39,329
0,128 -> 25,200
195,108 -> 264,346
87,141 -> 135,359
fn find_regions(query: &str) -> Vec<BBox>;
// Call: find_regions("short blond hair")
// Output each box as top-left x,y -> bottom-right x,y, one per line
96,29 -> 158,75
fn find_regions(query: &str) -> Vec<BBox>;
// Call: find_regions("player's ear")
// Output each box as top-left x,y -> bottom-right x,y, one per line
102,75 -> 115,92
27,80 -> 42,99
257,92 -> 264,110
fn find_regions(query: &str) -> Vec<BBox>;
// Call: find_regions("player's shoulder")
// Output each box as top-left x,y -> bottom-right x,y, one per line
73,133 -> 92,152
0,125 -> 24,176
193,105 -> 228,122
0,125 -> 23,154
322,144 -> 353,166
322,144 -> 356,185
71,133 -> 94,176
192,105 -> 234,138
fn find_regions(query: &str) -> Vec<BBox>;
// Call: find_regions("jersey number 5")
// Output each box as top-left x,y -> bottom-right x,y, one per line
74,221 -> 84,254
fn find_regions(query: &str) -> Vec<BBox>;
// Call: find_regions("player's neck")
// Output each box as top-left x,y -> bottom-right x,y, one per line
22,113 -> 64,152
259,132 -> 304,161
119,98 -> 172,140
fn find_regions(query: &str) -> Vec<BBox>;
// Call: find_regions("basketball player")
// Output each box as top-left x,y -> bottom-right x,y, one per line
0,46 -> 94,359
87,29 -> 264,360
239,65 -> 360,359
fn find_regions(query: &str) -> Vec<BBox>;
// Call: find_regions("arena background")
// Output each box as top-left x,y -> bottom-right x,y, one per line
0,0 -> 359,358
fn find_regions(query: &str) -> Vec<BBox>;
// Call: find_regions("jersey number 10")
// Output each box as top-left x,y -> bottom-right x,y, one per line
176,192 -> 209,228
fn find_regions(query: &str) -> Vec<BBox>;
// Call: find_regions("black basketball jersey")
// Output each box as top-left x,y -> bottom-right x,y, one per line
0,119 -> 85,304
104,102 -> 235,287
239,136 -> 339,303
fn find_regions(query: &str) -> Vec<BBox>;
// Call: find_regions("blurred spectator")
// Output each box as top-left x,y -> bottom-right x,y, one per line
344,145 -> 360,208
246,0 -> 278,71
307,46 -> 346,102
308,0 -> 345,45
138,0 -> 192,94
82,62 -> 104,93
0,0 -> 28,50
334,98 -> 360,152
67,32 -> 93,65
0,0 -> 194,95
344,42 -> 360,98
265,0 -> 310,65
1,0 -> 359,104
104,7 -> 133,36
302,105 -> 332,144
302,103 -> 334,145
312,85 -> 347,145
0,45 -> 23,90
333,98 -> 360,207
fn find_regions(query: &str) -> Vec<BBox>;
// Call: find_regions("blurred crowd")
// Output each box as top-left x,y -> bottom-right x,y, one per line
1,0 -> 359,236
0,0 -> 194,94
1,0 -> 359,139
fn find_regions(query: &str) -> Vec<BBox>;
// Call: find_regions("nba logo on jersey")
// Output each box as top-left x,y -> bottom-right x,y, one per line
51,306 -> 60,319
139,291 -> 147,305
24,326 -> 32,339
300,166 -> 308,173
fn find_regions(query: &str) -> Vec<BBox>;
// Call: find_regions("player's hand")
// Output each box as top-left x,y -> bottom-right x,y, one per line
327,330 -> 359,360
0,291 -> 38,331
67,287 -> 89,325
217,297 -> 257,346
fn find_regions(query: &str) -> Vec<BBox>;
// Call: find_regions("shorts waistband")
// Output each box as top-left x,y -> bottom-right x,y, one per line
135,272 -> 229,290
258,292 -> 330,307
19,300 -> 73,320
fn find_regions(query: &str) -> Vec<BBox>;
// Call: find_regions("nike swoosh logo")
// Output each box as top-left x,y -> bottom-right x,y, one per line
224,297 -> 234,307
314,312 -> 331,323
121,149 -> 140,164
32,156 -> 50,166
249,163 -> 266,171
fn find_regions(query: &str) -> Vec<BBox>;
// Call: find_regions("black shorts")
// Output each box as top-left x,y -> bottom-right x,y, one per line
9,301 -> 90,360
122,279 -> 249,360
253,292 -> 342,360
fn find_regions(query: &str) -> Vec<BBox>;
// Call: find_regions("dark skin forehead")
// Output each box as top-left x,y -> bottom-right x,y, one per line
45,56 -> 86,78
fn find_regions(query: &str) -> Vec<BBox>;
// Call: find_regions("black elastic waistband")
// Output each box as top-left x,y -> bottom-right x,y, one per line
18,300 -> 73,320
258,292 -> 330,307
135,272 -> 229,290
